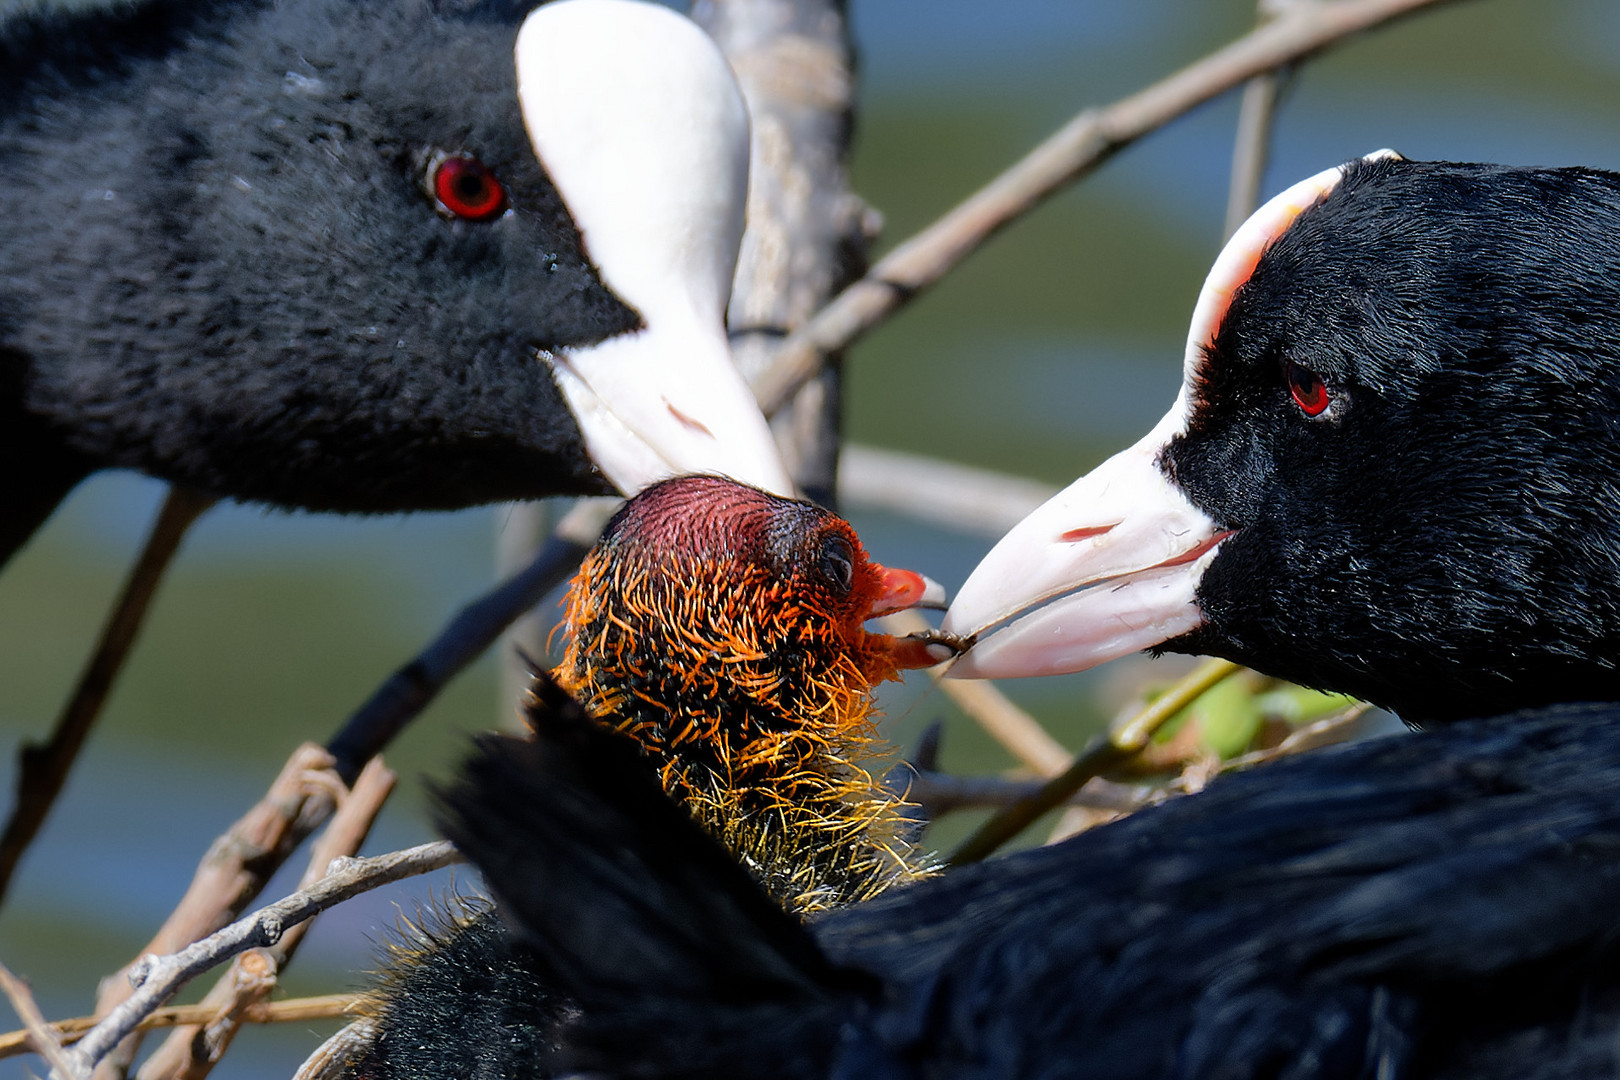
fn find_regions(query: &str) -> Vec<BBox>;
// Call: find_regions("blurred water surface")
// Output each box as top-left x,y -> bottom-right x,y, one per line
3,0 -> 1620,1075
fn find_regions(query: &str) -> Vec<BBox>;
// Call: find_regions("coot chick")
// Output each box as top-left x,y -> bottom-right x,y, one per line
1,0 -> 791,565
427,157 -> 1620,1080
327,475 -> 954,1080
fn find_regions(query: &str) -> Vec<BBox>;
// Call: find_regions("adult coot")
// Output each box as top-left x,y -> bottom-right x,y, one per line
0,0 -> 792,565
945,152 -> 1620,723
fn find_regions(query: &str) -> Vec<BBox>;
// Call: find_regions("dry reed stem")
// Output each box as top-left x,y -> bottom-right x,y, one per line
68,841 -> 461,1075
0,487 -> 215,910
948,659 -> 1243,864
135,758 -> 397,1080
0,997 -> 362,1062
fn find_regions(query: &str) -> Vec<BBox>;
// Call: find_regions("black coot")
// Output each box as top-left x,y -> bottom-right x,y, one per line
1,0 -> 792,566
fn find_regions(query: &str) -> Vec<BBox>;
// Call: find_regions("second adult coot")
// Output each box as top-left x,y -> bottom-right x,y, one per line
0,0 -> 792,565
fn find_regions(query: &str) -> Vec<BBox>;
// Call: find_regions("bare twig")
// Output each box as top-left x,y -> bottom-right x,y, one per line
901,768 -> 1151,818
136,758 -> 397,1080
0,486 -> 215,908
839,444 -> 1059,538
948,658 -> 1242,865
90,743 -> 343,1080
1223,704 -> 1371,770
325,498 -> 615,782
0,959 -> 83,1080
1224,67 -> 1289,239
937,679 -> 1071,777
130,953 -> 277,1080
750,0 -> 1467,413
67,841 -> 460,1076
1224,1 -> 1299,238
291,1018 -> 377,1080
0,997 -> 362,1062
903,704 -> 1367,813
494,502 -> 555,732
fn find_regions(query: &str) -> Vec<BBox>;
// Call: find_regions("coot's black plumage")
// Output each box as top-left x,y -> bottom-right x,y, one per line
444,699 -> 1620,1080
422,157 -> 1620,1080
0,0 -> 790,565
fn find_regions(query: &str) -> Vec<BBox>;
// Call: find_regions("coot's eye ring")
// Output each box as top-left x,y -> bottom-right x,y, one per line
428,152 -> 507,221
818,535 -> 855,595
1286,360 -> 1331,418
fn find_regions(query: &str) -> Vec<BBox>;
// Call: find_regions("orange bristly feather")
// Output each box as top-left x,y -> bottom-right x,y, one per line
551,546 -> 931,914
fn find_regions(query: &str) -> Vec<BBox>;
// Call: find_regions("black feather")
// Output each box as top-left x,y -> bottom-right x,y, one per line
347,905 -> 566,1080
813,704 -> 1620,1080
419,702 -> 1620,1080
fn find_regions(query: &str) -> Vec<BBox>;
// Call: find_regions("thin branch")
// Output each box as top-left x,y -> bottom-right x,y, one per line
1224,1 -> 1300,239
838,444 -> 1059,539
130,953 -> 276,1080
750,0 -> 1467,413
937,679 -> 1072,777
901,768 -> 1151,818
0,997 -> 361,1062
135,758 -> 397,1080
904,702 -> 1369,820
1223,68 -> 1288,239
89,744 -> 344,1079
0,486 -> 215,908
1222,704 -> 1371,770
0,959 -> 82,1080
494,502 -> 555,733
67,841 -> 461,1075
291,1018 -> 377,1080
324,498 -> 616,782
947,658 -> 1242,865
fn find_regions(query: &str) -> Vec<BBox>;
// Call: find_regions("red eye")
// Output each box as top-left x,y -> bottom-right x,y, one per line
1287,360 -> 1330,417
433,155 -> 507,221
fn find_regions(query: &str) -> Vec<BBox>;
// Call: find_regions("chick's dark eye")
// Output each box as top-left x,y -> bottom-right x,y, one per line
1286,360 -> 1330,417
432,155 -> 507,221
818,535 -> 855,595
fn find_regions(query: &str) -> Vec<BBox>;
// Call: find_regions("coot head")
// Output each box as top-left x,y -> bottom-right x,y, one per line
946,154 -> 1620,722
